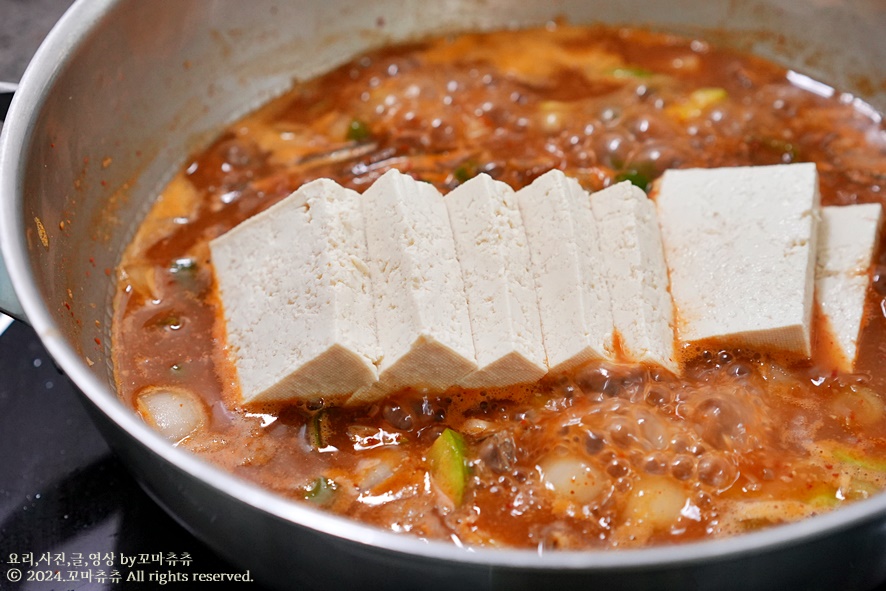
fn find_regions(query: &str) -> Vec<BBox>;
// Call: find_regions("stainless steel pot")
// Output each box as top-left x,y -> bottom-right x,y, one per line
2,1 -> 886,589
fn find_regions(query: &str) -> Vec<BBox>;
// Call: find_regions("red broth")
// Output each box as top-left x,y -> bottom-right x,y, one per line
112,24 -> 886,549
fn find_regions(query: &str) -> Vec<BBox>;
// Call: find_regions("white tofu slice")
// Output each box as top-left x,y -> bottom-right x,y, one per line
210,179 -> 380,405
815,203 -> 882,370
655,163 -> 820,356
444,174 -> 547,388
590,181 -> 678,373
349,169 -> 477,404
516,169 -> 615,372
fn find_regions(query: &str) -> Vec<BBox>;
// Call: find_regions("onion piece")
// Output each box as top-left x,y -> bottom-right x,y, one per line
718,500 -> 818,533
136,386 -> 206,443
356,458 -> 396,492
830,385 -> 885,427
539,454 -> 607,505
120,263 -> 160,301
461,418 -> 495,436
624,475 -> 687,530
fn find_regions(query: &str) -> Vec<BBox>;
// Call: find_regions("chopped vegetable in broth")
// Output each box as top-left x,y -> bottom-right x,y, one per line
113,24 -> 886,550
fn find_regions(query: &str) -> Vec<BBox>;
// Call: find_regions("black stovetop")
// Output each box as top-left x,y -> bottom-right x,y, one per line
0,320 -> 271,590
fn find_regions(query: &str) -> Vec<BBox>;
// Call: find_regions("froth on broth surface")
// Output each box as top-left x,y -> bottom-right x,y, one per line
112,24 -> 886,549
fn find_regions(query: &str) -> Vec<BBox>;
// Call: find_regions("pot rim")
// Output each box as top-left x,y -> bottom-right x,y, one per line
3,0 -> 886,572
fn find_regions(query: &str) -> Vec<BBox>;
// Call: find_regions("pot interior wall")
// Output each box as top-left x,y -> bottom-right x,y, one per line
17,0 -> 885,395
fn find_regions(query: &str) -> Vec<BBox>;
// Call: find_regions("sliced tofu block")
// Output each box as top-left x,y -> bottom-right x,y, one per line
444,174 -> 547,388
815,203 -> 882,370
516,170 -> 615,372
210,179 -> 380,405
656,163 -> 820,356
591,181 -> 678,373
350,169 -> 477,404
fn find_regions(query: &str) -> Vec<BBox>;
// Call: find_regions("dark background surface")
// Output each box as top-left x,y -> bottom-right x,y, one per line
0,1 -> 268,589
0,322 -> 260,590
2,1 -> 886,591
